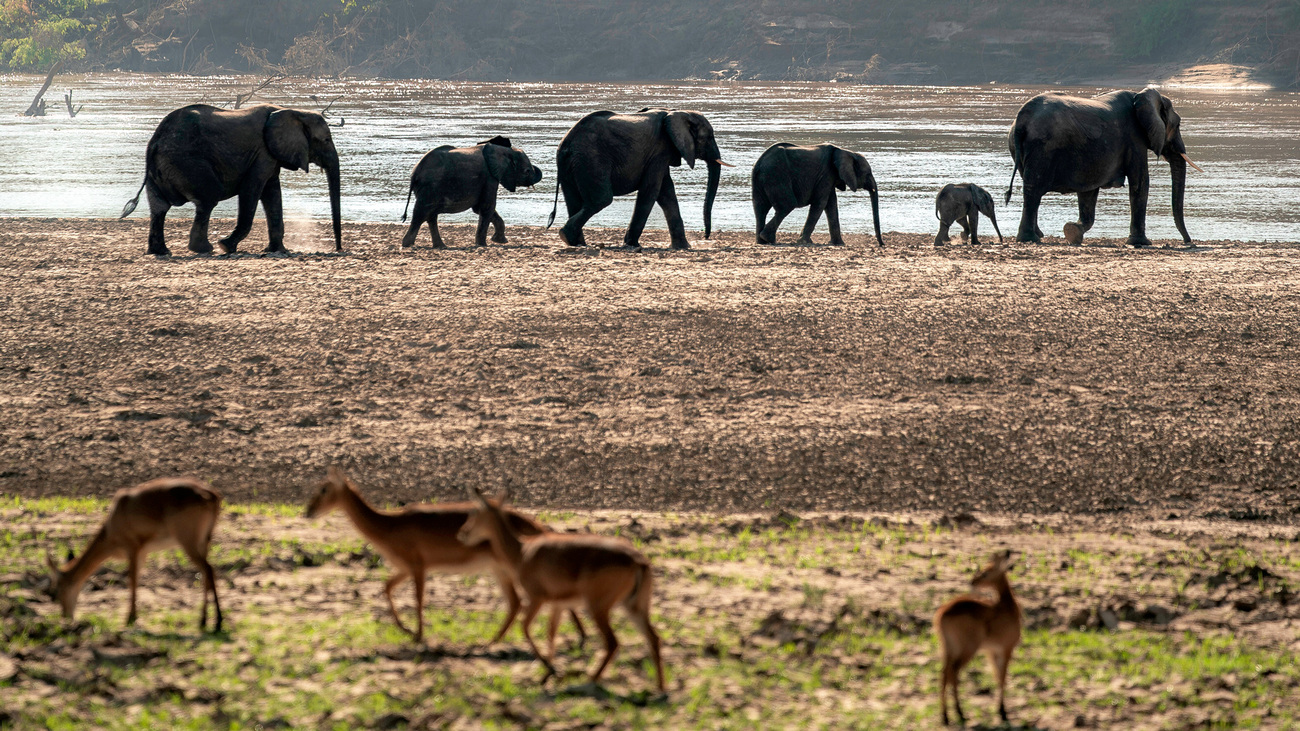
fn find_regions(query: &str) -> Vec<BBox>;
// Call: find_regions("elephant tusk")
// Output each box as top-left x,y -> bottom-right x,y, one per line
714,159 -> 735,167
1180,153 -> 1204,173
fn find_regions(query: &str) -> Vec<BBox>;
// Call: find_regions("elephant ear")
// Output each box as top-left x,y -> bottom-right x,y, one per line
265,109 -> 311,172
664,111 -> 697,169
483,143 -> 516,192
1134,88 -> 1167,157
832,147 -> 859,192
479,135 -> 512,148
973,186 -> 996,217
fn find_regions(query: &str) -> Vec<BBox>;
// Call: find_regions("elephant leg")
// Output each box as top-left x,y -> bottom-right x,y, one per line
428,213 -> 446,249
475,209 -> 493,248
187,203 -> 215,255
957,215 -> 970,241
560,177 -> 612,249
559,177 -> 587,247
1017,189 -> 1044,243
218,181 -> 265,254
825,191 -> 845,246
490,211 -> 508,244
1064,189 -> 1098,246
935,214 -> 952,247
624,171 -> 666,250
401,201 -> 429,248
656,175 -> 689,250
146,186 -> 172,256
761,205 -> 795,244
1126,166 -> 1152,247
968,210 -> 981,246
261,176 -> 286,253
799,196 -> 828,245
753,187 -> 773,244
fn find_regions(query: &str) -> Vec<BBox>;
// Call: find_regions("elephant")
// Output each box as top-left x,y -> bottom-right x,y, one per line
752,143 -> 883,247
547,107 -> 729,252
399,136 -> 543,249
934,183 -> 1002,246
1005,87 -> 1201,248
121,104 -> 342,256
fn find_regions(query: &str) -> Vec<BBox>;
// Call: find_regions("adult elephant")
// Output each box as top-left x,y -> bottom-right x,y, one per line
751,143 -> 883,247
547,107 -> 729,252
1005,88 -> 1201,248
122,104 -> 342,256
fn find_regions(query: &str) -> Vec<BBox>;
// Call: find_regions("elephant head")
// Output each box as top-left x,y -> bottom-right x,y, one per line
663,110 -> 727,239
831,146 -> 884,247
1134,88 -> 1199,244
482,141 -> 542,193
970,185 -> 1003,243
265,109 -> 342,251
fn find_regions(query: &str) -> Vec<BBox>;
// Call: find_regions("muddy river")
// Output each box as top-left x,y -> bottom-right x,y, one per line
1,74 -> 1298,242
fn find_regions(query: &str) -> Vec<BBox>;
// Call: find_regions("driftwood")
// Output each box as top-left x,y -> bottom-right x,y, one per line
64,90 -> 84,118
233,73 -> 284,109
23,62 -> 62,116
310,94 -> 346,127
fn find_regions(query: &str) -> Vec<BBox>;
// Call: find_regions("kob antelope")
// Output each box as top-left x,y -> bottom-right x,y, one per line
47,477 -> 224,632
934,549 -> 1021,726
304,467 -> 584,645
459,486 -> 665,692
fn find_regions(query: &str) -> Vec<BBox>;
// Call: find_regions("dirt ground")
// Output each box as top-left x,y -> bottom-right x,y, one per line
2,501 -> 1298,729
2,217 -> 1300,521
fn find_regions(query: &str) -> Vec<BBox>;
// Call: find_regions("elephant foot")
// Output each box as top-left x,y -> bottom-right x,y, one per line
829,238 -> 846,247
1126,235 -> 1154,248
400,237 -> 416,249
475,240 -> 488,248
558,227 -> 586,248
1016,232 -> 1042,244
796,237 -> 815,246
189,240 -> 215,255
491,234 -> 508,244
970,238 -> 982,247
265,242 -> 287,254
148,246 -> 172,257
1063,222 -> 1085,246
670,240 -> 691,251
430,241 -> 447,250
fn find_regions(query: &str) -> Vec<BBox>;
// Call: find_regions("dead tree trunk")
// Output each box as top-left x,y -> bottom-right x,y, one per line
64,90 -> 84,118
23,61 -> 62,117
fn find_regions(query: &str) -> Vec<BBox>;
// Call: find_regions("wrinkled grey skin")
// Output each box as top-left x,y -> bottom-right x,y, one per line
548,107 -> 724,252
1007,88 -> 1192,248
399,136 -> 542,249
122,104 -> 342,256
752,143 -> 883,247
934,183 -> 1002,246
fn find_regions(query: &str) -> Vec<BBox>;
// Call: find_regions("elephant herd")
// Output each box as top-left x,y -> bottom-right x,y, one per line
122,87 -> 1197,256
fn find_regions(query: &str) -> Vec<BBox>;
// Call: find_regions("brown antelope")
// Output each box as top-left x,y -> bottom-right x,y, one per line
934,549 -> 1021,726
47,477 -> 224,632
304,467 -> 584,645
459,486 -> 665,692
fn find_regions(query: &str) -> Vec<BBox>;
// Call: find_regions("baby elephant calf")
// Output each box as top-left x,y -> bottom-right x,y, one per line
401,136 -> 543,248
935,183 -> 1002,247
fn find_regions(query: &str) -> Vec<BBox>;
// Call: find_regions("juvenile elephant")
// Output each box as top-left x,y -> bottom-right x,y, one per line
399,136 -> 542,249
1006,87 -> 1201,247
752,143 -> 883,247
547,107 -> 728,252
934,183 -> 1002,246
122,104 -> 342,256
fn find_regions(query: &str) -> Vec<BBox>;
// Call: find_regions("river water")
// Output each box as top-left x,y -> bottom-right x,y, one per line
2,74 -> 1298,242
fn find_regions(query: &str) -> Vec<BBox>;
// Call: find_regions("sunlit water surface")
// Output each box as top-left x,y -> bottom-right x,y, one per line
2,74 -> 1298,242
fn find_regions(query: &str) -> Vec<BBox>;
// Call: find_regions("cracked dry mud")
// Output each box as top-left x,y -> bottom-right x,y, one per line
2,218 -> 1299,520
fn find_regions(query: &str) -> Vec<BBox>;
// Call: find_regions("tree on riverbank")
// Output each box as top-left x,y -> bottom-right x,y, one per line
2,0 -> 1299,87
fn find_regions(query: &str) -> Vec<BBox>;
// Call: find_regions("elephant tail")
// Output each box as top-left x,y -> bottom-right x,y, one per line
546,182 -> 559,229
400,184 -> 414,223
1006,127 -> 1026,205
120,179 -> 145,219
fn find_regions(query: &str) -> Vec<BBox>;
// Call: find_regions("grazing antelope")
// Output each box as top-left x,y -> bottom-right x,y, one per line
47,477 -> 223,632
304,467 -> 584,645
459,486 -> 665,692
934,549 -> 1021,726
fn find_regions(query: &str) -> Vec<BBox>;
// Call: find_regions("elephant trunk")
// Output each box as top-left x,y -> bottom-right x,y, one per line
1169,154 -> 1190,244
870,187 -> 883,247
704,159 -> 721,239
326,159 -> 343,251
989,209 -> 1003,243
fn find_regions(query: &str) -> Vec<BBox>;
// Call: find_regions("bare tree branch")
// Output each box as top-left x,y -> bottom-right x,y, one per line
23,62 -> 62,117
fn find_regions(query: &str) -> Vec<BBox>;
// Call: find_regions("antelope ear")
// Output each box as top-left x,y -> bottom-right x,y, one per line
665,111 -> 696,169
265,109 -> 310,172
1134,88 -> 1167,157
832,147 -> 858,192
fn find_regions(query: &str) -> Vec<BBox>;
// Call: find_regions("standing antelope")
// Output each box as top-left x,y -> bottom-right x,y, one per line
934,549 -> 1021,726
459,486 -> 665,692
304,467 -> 584,645
46,477 -> 224,632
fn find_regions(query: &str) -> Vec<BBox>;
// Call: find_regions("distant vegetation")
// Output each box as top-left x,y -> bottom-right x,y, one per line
2,0 -> 1299,86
